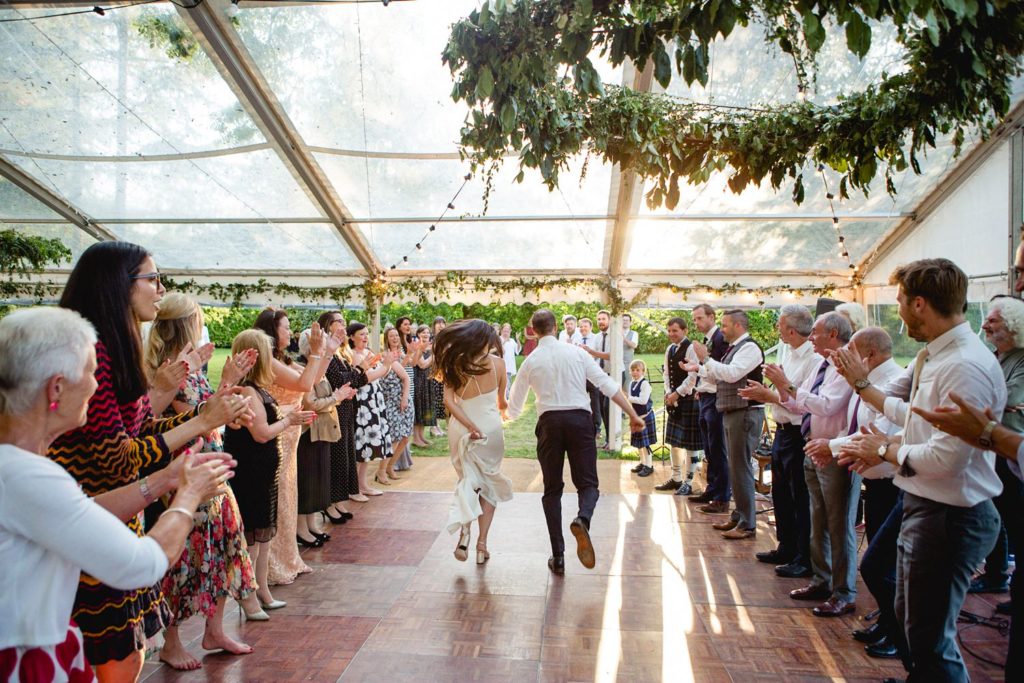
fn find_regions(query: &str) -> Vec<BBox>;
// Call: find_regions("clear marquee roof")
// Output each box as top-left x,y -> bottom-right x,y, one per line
1,0 -> 1021,287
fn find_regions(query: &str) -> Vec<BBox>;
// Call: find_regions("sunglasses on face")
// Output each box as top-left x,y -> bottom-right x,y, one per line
130,272 -> 162,286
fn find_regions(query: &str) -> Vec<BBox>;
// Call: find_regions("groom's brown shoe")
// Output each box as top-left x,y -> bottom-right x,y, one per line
570,517 -> 596,569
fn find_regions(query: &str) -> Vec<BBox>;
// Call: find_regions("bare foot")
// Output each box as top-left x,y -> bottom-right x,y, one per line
159,645 -> 202,671
202,630 -> 253,655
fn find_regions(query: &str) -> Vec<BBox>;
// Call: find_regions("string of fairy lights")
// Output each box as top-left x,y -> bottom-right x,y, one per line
818,164 -> 860,283
384,172 -> 471,274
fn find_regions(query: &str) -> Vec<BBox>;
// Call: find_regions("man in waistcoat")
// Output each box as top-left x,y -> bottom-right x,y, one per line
687,304 -> 731,506
655,317 -> 704,493
684,309 -> 764,539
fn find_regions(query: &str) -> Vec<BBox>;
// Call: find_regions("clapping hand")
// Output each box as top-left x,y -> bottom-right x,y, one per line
912,391 -> 996,448
202,387 -> 253,430
175,343 -> 205,374
831,345 -> 869,385
307,323 -> 325,357
762,363 -> 789,389
681,361 -> 700,373
285,409 -> 317,427
153,357 -> 188,392
333,384 -> 357,403
803,438 -> 833,467
179,450 -> 236,501
220,348 -> 258,388
691,341 -> 709,362
324,328 -> 344,356
837,425 -> 890,473
738,379 -> 775,403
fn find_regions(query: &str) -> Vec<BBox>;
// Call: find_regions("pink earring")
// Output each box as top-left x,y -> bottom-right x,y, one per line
48,401 -> 59,412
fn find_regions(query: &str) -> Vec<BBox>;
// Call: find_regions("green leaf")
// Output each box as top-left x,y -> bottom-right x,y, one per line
476,66 -> 494,99
556,12 -> 568,30
654,43 -> 672,88
845,12 -> 871,59
924,10 -> 940,45
500,102 -> 516,132
682,44 -> 696,85
802,11 -> 826,52
479,1 -> 490,27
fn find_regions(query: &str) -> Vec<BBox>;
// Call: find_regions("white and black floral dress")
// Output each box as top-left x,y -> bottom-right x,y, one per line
353,362 -> 393,462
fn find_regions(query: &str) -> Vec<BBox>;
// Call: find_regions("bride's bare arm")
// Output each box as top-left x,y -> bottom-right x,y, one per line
443,384 -> 482,438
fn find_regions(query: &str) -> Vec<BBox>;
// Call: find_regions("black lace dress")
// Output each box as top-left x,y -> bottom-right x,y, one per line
223,383 -> 282,544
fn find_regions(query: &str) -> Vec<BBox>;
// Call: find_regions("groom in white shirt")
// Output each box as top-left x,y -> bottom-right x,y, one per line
508,309 -> 645,575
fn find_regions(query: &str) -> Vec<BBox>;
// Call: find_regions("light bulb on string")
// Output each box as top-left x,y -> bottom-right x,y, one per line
415,243 -> 423,252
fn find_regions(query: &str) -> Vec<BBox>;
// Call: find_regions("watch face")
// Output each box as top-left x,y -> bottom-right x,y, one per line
877,444 -> 887,457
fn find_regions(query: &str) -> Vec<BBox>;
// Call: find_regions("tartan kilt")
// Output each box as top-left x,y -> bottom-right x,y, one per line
665,396 -> 702,450
630,409 -> 658,449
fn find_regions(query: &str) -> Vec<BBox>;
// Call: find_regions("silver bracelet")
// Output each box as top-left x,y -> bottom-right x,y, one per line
309,354 -> 323,360
160,506 -> 194,521
139,476 -> 156,504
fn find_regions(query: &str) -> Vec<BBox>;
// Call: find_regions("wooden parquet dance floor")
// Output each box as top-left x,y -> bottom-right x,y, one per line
140,460 -> 1010,682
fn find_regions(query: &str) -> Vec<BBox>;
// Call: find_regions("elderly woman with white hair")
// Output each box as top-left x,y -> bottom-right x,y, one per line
971,296 -> 1024,595
835,301 -> 866,332
0,307 -> 234,682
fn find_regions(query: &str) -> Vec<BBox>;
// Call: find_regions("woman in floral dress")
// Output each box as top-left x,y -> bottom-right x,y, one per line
143,293 -> 259,671
379,327 -> 414,482
346,321 -> 392,496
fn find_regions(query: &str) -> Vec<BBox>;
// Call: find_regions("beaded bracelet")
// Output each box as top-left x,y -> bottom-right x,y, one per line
139,476 -> 155,504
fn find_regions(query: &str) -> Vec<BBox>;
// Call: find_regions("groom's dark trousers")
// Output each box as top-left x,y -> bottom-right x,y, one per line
535,408 -> 600,555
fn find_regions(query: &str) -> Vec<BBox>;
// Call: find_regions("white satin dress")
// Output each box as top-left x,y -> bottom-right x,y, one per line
446,369 -> 513,534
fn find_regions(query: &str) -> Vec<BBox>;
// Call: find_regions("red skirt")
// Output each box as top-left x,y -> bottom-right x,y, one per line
0,621 -> 95,683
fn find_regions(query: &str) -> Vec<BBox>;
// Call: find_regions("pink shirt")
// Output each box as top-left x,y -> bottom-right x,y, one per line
780,357 -> 853,440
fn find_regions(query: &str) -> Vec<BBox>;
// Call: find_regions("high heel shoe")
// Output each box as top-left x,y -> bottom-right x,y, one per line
340,511 -> 354,520
323,509 -> 347,524
259,598 -> 287,610
374,473 -> 391,486
454,524 -> 471,562
296,534 -> 323,549
312,530 -> 331,542
476,543 -> 490,565
387,470 -> 401,480
239,603 -> 269,622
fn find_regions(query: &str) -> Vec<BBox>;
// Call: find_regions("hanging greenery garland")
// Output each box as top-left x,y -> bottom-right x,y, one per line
0,230 -> 71,300
442,0 -> 1024,210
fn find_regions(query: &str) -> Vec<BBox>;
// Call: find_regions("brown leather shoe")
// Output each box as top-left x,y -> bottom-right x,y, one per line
711,518 -> 738,531
812,597 -> 856,617
721,527 -> 756,540
790,584 -> 832,601
698,501 -> 730,514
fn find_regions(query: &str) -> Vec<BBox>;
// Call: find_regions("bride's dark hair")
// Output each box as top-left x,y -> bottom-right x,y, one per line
432,319 -> 500,391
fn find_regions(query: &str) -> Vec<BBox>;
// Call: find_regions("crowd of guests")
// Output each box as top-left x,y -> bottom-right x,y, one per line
622,258 -> 1020,682
0,241 -> 464,682
1,239 -> 1019,683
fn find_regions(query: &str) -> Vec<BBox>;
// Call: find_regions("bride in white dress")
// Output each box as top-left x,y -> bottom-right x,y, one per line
431,320 -> 513,564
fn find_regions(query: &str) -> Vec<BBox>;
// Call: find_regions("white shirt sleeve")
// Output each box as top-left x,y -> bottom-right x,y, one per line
702,340 -> 762,384
506,359 -> 530,420
896,359 -> 1006,478
2,459 -> 168,590
676,344 -> 700,396
881,365 -> 914,426
635,379 -> 652,404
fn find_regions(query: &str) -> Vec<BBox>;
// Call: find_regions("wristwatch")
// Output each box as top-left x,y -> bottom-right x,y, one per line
979,420 -> 999,448
876,442 -> 889,463
854,378 -> 871,394
786,384 -> 797,394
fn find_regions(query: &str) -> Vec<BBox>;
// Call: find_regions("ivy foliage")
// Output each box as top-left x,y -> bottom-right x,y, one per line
0,231 -> 71,300
443,0 -> 1024,209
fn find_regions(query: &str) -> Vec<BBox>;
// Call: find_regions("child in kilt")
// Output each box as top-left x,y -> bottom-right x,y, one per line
628,360 -> 657,477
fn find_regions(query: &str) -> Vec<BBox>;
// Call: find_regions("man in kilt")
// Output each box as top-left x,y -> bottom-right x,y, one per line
655,317 -> 705,494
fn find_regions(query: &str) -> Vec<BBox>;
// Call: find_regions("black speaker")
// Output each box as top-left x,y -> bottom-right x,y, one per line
815,297 -> 843,316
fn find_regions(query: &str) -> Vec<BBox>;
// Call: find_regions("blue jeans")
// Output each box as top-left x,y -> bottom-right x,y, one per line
860,490 -> 911,670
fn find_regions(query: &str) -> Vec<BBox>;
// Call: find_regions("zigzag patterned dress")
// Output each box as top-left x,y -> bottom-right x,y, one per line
47,341 -> 198,665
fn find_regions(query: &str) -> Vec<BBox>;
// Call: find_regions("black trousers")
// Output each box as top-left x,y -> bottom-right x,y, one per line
861,490 -> 911,670
698,393 -> 730,502
535,409 -> 600,555
1009,550 -> 1022,680
863,477 -> 901,544
586,384 -> 602,437
770,423 -> 810,566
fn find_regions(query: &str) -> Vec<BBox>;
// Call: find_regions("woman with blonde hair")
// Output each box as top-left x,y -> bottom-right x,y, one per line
252,308 -> 340,585
222,330 -> 315,616
142,293 -> 260,669
380,326 -> 414,482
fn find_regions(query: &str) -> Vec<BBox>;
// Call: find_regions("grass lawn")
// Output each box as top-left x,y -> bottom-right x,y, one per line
205,349 -> 914,463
